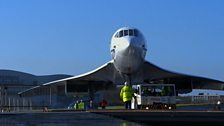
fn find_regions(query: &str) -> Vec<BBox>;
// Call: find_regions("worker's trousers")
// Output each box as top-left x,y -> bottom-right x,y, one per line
125,101 -> 131,109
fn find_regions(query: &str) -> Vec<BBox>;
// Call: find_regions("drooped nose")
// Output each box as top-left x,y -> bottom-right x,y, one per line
119,37 -> 139,56
122,37 -> 137,50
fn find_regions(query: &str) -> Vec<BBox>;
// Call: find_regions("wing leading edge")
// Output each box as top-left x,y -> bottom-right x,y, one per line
18,60 -> 224,95
18,60 -> 123,95
143,61 -> 224,93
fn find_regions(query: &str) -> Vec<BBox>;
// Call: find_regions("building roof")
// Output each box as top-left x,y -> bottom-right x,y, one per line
0,69 -> 72,86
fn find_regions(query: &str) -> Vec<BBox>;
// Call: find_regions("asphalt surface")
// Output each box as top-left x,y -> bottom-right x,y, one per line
90,109 -> 224,126
0,112 -> 144,126
1,105 -> 224,126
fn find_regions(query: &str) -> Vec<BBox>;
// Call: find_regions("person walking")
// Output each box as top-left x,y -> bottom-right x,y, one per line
120,82 -> 134,109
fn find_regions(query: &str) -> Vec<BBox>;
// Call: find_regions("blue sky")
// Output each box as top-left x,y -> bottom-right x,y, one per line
0,0 -> 224,83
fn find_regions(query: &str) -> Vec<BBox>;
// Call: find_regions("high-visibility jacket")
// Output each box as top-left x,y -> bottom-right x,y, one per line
120,85 -> 134,102
74,103 -> 78,110
78,101 -> 85,110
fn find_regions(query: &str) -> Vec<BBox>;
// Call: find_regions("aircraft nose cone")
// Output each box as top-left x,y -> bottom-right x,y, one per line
124,37 -> 136,49
117,37 -> 140,56
119,37 -> 138,55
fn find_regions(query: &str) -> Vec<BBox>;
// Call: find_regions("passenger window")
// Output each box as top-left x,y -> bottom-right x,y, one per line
134,29 -> 138,37
124,30 -> 128,36
119,30 -> 123,37
129,29 -> 134,36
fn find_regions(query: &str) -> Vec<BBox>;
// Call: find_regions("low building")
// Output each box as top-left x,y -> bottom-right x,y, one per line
191,95 -> 224,104
0,69 -> 72,111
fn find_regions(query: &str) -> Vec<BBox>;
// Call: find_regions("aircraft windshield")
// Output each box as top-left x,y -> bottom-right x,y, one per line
140,85 -> 175,96
115,29 -> 138,38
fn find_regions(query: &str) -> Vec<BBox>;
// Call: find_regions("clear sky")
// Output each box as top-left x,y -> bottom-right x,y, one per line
0,0 -> 224,82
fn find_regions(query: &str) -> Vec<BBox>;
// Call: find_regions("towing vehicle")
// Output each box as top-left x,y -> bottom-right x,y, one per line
132,84 -> 176,109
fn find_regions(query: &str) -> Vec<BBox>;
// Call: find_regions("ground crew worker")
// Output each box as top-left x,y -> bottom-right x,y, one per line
99,99 -> 107,109
120,82 -> 134,109
74,101 -> 79,110
89,100 -> 93,109
78,100 -> 85,110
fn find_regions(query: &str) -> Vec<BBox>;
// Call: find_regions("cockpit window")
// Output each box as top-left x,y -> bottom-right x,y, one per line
124,30 -> 128,36
129,29 -> 134,36
115,32 -> 119,38
134,29 -> 138,37
115,29 -> 139,38
119,30 -> 123,37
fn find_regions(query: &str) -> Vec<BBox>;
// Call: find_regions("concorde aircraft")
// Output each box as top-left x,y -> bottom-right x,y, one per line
19,27 -> 224,95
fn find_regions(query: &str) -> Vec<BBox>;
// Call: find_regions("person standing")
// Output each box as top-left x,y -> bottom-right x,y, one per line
89,100 -> 93,109
78,100 -> 85,110
120,82 -> 134,109
74,101 -> 79,110
99,99 -> 107,109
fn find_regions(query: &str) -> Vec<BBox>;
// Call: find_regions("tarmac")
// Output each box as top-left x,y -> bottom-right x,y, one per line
90,109 -> 224,126
1,105 -> 224,126
0,112 -> 143,126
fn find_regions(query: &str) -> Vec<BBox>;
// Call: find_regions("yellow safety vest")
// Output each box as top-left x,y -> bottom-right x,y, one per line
74,103 -> 77,110
120,85 -> 134,102
78,102 -> 85,110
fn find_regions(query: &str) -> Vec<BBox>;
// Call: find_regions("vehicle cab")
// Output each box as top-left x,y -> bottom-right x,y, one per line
132,84 -> 176,109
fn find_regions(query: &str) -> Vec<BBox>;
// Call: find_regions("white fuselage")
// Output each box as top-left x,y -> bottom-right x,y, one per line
110,27 -> 147,76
